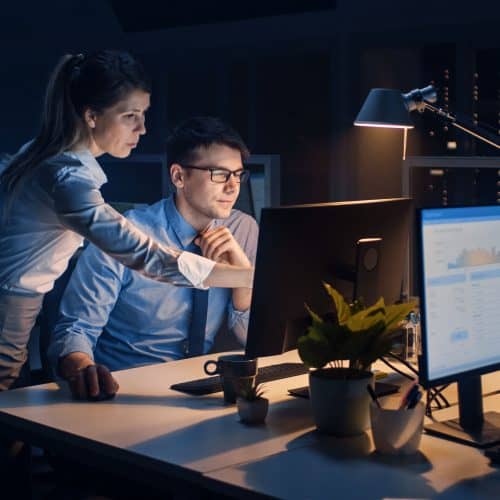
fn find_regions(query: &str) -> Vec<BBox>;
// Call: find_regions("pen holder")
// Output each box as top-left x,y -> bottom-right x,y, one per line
370,401 -> 425,455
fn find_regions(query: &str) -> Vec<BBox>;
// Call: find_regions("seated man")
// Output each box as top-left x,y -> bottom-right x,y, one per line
48,116 -> 258,400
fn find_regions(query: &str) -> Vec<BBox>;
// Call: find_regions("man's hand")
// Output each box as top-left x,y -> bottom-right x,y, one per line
59,352 -> 119,401
196,227 -> 251,268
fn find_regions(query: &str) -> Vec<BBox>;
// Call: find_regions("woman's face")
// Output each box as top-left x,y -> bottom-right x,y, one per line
85,89 -> 150,158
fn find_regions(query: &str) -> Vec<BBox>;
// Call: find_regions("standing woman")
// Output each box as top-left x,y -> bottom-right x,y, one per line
0,50 -> 253,391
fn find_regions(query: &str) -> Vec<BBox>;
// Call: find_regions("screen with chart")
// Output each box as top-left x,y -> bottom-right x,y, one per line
420,206 -> 500,383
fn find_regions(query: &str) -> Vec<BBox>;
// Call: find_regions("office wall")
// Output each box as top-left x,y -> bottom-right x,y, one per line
1,1 -> 499,204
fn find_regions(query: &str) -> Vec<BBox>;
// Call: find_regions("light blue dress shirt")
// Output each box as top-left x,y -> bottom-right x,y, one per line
48,196 -> 258,371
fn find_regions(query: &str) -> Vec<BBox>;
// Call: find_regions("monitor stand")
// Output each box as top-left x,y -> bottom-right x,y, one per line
424,375 -> 500,448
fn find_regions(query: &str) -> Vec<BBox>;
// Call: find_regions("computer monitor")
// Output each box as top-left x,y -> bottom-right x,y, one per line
418,205 -> 500,447
245,198 -> 412,359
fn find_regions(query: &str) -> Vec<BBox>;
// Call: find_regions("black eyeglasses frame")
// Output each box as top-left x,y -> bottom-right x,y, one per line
180,165 -> 250,184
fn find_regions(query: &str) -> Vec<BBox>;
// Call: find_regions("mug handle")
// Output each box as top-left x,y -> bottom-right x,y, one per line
204,360 -> 219,376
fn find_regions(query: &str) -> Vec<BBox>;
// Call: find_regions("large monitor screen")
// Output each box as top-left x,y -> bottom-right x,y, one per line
419,205 -> 500,385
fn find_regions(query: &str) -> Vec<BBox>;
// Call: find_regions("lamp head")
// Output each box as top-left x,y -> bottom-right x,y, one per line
354,85 -> 438,128
354,84 -> 500,150
354,89 -> 414,129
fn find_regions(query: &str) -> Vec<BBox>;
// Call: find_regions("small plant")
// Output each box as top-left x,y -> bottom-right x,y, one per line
298,282 -> 415,373
237,379 -> 269,425
237,379 -> 265,401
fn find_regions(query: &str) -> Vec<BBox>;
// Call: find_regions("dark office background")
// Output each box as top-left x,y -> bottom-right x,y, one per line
1,0 -> 499,205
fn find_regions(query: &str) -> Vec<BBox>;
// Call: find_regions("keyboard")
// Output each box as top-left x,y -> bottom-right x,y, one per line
170,362 -> 309,395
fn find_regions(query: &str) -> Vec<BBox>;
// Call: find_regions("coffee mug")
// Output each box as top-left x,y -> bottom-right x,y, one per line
204,354 -> 258,403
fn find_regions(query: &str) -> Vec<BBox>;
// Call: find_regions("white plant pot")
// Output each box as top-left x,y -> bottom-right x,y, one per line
237,397 -> 269,424
309,368 -> 374,436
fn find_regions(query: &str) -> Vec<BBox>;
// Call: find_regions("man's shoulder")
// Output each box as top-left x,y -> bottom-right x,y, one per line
124,199 -> 167,229
221,210 -> 259,247
223,209 -> 258,230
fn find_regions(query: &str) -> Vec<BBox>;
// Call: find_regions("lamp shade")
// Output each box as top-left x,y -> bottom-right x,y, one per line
354,89 -> 414,129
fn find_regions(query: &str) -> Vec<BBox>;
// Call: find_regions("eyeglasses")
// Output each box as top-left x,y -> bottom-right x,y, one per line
181,165 -> 250,184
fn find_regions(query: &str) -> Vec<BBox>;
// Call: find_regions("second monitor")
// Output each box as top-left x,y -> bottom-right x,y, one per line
245,198 -> 412,359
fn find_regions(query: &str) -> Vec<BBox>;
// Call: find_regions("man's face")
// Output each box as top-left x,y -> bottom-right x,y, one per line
173,144 -> 243,224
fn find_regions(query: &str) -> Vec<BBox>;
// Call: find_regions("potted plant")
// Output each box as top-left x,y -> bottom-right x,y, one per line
236,381 -> 269,425
298,282 -> 414,437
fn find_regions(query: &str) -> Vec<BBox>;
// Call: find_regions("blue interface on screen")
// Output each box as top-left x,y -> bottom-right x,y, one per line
421,206 -> 500,381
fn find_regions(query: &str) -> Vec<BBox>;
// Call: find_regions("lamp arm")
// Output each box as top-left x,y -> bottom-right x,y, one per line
422,102 -> 500,150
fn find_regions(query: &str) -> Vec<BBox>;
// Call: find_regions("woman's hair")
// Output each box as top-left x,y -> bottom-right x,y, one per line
0,50 -> 151,198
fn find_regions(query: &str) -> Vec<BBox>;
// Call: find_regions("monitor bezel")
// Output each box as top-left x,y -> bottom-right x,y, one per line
417,205 -> 500,389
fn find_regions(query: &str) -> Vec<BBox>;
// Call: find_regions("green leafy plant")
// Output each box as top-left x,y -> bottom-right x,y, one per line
237,380 -> 266,401
298,282 -> 415,373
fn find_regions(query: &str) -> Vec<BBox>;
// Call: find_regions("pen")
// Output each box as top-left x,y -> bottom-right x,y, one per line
407,390 -> 422,409
366,384 -> 381,408
399,381 -> 419,410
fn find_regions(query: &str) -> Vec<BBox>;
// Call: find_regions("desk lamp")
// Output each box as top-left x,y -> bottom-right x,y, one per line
354,85 -> 500,158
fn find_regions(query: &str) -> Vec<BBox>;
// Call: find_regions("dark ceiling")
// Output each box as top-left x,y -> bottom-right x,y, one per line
108,0 -> 337,32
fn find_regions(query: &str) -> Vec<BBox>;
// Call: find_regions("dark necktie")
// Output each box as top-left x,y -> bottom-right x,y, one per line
187,245 -> 209,357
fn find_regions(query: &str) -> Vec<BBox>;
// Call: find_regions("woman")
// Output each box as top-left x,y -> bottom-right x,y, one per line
0,50 -> 253,390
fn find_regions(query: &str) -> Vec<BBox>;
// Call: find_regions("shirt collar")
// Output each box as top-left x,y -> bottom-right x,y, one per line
165,195 -> 216,250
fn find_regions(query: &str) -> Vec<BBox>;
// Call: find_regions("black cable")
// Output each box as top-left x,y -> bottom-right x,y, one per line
379,356 -> 416,380
380,353 -> 451,416
428,384 -> 450,408
425,384 -> 452,418
437,386 -> 450,407
386,352 -> 420,376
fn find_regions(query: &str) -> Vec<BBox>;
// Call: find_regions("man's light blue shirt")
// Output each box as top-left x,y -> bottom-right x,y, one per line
48,196 -> 258,371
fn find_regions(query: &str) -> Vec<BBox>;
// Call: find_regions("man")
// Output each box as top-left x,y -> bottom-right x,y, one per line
48,116 -> 258,400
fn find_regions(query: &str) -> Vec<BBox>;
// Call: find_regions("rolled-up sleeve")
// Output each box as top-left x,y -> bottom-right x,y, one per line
227,301 -> 250,346
226,215 -> 259,343
48,170 -> 215,288
48,244 -> 124,372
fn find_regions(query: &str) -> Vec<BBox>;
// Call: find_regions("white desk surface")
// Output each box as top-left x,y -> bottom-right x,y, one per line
0,351 -> 317,478
207,395 -> 500,499
205,367 -> 500,500
0,350 -> 499,499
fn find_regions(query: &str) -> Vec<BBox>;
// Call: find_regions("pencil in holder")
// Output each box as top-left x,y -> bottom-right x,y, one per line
370,401 -> 425,455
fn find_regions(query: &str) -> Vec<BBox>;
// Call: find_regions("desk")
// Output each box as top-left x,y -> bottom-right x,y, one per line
0,351 -> 316,495
0,351 -> 499,499
207,396 -> 500,499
